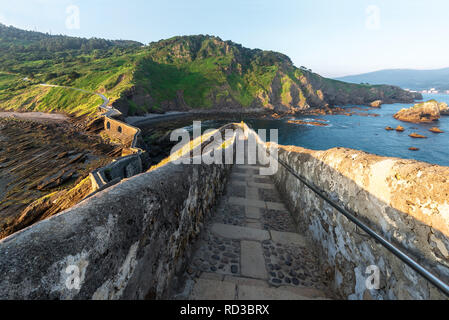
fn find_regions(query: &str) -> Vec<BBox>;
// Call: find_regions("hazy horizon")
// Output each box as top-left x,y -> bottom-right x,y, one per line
2,0 -> 449,78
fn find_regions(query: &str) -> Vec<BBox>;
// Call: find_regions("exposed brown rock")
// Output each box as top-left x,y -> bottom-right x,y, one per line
396,126 -> 405,132
429,127 -> 444,134
55,151 -> 68,159
394,100 -> 448,123
37,169 -> 76,191
287,120 -> 329,127
385,127 -> 394,131
409,147 -> 420,151
0,177 -> 93,240
271,113 -> 283,119
0,117 -> 118,240
409,133 -> 427,139
439,103 -> 449,115
370,100 -> 383,108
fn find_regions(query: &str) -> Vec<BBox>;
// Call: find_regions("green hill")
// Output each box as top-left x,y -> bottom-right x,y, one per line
0,25 -> 421,117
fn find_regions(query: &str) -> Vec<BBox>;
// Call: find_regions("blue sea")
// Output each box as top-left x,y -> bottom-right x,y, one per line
202,94 -> 449,167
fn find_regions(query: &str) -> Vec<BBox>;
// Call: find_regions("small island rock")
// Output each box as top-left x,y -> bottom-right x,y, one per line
429,127 -> 444,133
370,100 -> 383,108
409,133 -> 427,139
394,100 -> 448,123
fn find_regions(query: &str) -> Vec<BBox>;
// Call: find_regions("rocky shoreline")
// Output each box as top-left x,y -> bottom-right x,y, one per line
0,117 -> 123,240
394,100 -> 449,123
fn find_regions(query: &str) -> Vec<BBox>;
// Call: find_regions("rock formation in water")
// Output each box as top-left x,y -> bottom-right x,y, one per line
409,133 -> 427,139
370,100 -> 383,108
394,100 -> 448,123
287,120 -> 329,127
429,127 -> 444,133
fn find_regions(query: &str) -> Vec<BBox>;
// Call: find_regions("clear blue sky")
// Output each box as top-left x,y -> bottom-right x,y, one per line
1,0 -> 448,77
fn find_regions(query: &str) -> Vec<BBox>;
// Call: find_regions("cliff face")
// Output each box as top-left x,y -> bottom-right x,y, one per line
113,35 -> 421,115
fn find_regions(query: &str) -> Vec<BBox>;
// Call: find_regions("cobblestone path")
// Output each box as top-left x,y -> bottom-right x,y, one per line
174,164 -> 334,300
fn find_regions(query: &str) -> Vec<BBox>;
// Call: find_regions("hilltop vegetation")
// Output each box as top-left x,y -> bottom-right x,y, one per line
0,23 -> 143,116
0,24 -> 421,117
115,35 -> 421,115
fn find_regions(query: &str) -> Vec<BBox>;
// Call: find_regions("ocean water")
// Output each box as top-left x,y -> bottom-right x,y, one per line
200,94 -> 449,167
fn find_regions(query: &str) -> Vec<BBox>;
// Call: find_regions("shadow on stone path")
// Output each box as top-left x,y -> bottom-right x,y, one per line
174,163 -> 334,300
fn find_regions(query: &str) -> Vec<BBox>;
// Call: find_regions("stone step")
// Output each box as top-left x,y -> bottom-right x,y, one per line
190,279 -> 236,300
236,165 -> 263,170
190,275 -> 330,300
221,275 -> 328,299
229,197 -> 287,211
270,230 -> 307,247
241,240 -> 268,279
231,180 -> 276,190
211,223 -> 307,247
236,284 -> 329,300
230,172 -> 252,179
211,223 -> 270,241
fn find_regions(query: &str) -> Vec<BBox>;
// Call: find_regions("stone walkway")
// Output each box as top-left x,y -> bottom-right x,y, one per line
174,164 -> 333,300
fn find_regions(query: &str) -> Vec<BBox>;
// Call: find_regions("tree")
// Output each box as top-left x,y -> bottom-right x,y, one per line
68,71 -> 81,80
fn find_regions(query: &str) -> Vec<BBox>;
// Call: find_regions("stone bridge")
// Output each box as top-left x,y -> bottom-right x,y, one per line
0,123 -> 448,300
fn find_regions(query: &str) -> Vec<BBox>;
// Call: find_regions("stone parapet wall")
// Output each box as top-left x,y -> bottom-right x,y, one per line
89,154 -> 143,193
103,116 -> 140,148
0,124 -> 241,300
88,106 -> 145,193
271,145 -> 449,300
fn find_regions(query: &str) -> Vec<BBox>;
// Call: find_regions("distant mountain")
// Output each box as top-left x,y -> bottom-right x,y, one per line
335,68 -> 449,91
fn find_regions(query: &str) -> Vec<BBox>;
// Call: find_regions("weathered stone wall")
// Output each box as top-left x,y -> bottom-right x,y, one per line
89,153 -> 143,193
104,117 -> 139,147
88,106 -> 145,194
271,144 -> 449,300
0,125 -> 240,300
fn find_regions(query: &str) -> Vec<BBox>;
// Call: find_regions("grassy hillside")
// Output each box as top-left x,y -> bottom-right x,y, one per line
114,35 -> 420,115
0,23 -> 144,116
0,25 -> 421,117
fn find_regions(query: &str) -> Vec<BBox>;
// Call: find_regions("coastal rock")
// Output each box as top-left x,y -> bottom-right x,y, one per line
37,169 -> 76,191
409,147 -> 420,151
385,127 -> 394,131
439,102 -> 449,115
409,133 -> 427,139
393,100 -> 445,123
429,127 -> 444,134
370,100 -> 383,108
287,120 -> 329,127
0,118 -> 119,240
396,126 -> 405,132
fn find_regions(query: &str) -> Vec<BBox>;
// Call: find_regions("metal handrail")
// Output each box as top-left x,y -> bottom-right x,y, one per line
277,157 -> 449,298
